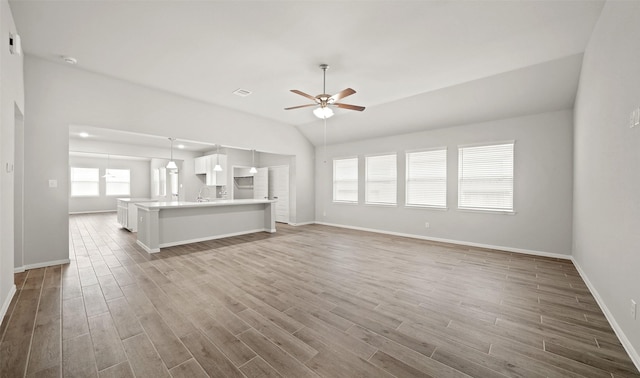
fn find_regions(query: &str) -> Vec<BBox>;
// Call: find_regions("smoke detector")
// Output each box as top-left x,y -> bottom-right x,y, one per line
61,56 -> 77,65
233,88 -> 252,97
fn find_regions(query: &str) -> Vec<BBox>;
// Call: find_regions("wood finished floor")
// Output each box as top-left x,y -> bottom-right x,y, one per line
1,213 -> 638,378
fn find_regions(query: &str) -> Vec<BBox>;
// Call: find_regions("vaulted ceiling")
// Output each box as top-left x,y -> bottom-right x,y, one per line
10,0 -> 604,145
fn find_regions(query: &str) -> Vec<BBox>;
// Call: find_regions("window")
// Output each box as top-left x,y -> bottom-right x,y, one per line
70,167 -> 99,197
406,149 -> 447,208
333,158 -> 358,203
106,169 -> 130,196
366,154 -> 397,205
153,168 -> 167,197
458,142 -> 514,212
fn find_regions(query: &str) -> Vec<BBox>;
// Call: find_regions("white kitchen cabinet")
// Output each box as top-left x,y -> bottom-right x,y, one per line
205,154 -> 227,186
195,154 -> 227,186
194,156 -> 208,174
117,198 -> 157,232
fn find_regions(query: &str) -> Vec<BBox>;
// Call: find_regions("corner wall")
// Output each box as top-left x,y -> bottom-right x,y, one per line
573,0 -> 640,366
23,56 -> 315,268
0,0 -> 25,321
315,110 -> 574,256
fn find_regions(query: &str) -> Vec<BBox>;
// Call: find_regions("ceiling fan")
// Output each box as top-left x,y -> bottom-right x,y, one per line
285,64 -> 365,119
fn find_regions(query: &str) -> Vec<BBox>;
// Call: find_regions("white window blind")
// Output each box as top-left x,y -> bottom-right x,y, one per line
366,154 -> 397,205
406,149 -> 447,208
106,169 -> 130,196
70,167 -> 99,197
458,142 -> 514,212
333,158 -> 358,203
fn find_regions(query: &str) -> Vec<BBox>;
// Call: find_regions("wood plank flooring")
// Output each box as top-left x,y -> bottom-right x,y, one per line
1,212 -> 638,377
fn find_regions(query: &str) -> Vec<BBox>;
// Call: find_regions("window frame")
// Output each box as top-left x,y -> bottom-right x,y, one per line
457,141 -> 515,214
365,153 -> 397,206
405,147 -> 448,209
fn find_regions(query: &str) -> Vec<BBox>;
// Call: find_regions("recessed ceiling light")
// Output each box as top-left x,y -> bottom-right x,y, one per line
61,56 -> 77,65
177,144 -> 185,149
233,88 -> 252,97
79,132 -> 89,138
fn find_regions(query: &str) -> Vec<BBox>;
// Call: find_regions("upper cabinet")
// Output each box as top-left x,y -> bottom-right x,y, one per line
194,156 -> 208,174
194,154 -> 227,186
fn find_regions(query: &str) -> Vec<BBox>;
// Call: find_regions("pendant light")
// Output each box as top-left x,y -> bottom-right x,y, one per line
166,138 -> 178,170
102,154 -> 114,178
250,149 -> 258,174
213,144 -> 222,172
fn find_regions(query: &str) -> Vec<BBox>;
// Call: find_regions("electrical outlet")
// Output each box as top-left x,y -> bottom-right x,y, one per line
425,222 -> 430,228
632,300 -> 637,320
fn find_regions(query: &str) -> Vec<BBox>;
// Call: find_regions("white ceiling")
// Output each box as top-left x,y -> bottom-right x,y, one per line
10,0 -> 604,146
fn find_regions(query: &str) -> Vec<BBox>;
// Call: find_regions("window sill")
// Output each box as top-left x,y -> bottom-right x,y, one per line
332,201 -> 359,205
405,205 -> 448,211
457,207 -> 516,215
364,202 -> 398,208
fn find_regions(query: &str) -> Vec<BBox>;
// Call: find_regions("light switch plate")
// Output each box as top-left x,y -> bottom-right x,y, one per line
48,179 -> 57,188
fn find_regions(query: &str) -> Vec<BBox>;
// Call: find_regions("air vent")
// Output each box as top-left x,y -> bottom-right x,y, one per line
233,88 -> 252,97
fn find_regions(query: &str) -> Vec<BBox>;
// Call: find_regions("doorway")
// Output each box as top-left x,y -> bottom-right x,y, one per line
268,165 -> 290,223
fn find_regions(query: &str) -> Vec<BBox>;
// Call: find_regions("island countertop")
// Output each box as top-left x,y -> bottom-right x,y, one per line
135,199 -> 276,253
135,199 -> 275,210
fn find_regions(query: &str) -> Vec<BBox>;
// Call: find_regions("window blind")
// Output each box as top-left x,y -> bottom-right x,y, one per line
366,154 -> 397,205
458,142 -> 514,212
106,169 -> 131,196
333,158 -> 358,203
70,167 -> 99,197
406,149 -> 447,208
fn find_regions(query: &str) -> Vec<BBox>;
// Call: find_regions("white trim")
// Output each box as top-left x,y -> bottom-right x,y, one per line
14,258 -> 71,273
572,259 -> 640,372
136,240 -> 160,253
0,285 -> 17,323
69,210 -> 117,215
289,221 -> 315,226
139,228 -> 276,254
314,221 -> 571,260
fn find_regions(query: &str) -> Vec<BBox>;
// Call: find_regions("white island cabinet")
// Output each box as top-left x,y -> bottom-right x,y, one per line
117,198 -> 158,232
135,199 -> 276,253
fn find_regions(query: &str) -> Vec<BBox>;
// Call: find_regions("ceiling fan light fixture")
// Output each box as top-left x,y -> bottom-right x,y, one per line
313,106 -> 334,119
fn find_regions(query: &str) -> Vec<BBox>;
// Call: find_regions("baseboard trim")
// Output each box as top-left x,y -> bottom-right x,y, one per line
69,210 -> 117,215
14,258 -> 71,273
0,285 -> 17,324
314,221 -> 572,260
289,221 -> 315,226
136,240 -> 160,253
572,259 -> 640,372
140,228 -> 276,253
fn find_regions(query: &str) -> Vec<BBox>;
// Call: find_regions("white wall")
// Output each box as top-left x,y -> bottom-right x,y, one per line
573,0 -> 640,365
23,56 -> 315,268
316,110 -> 574,256
68,155 -> 151,213
0,0 -> 25,321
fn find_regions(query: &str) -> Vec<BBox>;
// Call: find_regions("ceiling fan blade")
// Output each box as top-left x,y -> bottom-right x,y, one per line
284,104 -> 317,110
290,89 -> 318,102
329,88 -> 356,103
335,103 -> 365,111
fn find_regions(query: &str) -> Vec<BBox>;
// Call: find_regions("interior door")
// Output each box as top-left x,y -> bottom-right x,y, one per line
253,167 -> 269,200
269,165 -> 289,223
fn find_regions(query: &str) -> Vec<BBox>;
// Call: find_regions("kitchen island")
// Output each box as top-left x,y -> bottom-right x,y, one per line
135,199 -> 276,253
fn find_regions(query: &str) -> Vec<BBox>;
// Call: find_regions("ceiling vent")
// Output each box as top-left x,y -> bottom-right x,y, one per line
233,88 -> 252,97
